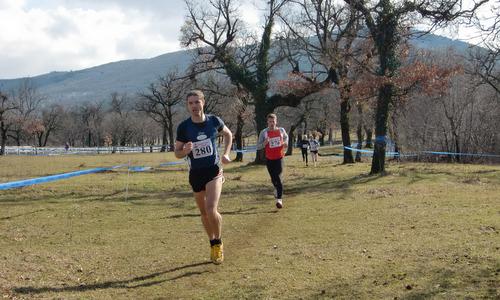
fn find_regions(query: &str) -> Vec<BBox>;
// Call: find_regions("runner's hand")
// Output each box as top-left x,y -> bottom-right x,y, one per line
221,154 -> 231,164
183,142 -> 193,155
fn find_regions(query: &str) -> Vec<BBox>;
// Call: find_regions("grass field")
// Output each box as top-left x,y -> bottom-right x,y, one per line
1,151 -> 499,299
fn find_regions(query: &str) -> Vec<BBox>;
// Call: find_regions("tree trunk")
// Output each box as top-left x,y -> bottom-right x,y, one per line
318,128 -> 325,145
389,112 -> 400,161
160,125 -> 168,152
253,95 -> 273,164
0,121 -> 7,155
168,117 -> 174,152
87,130 -> 92,147
355,103 -> 364,162
328,126 -> 333,145
37,132 -> 43,147
12,132 -> 21,146
364,126 -> 373,148
340,96 -> 354,164
370,84 -> 392,174
42,130 -> 51,147
234,112 -> 244,162
286,125 -> 296,156
454,134 -> 460,162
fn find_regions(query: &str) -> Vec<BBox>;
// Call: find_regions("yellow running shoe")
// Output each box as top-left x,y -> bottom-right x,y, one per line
211,242 -> 224,264
210,245 -> 215,262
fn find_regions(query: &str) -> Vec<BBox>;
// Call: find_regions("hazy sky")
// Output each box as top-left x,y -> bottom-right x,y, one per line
0,0 -> 492,79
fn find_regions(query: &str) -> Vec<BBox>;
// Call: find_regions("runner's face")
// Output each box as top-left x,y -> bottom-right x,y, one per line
267,117 -> 277,129
187,95 -> 204,117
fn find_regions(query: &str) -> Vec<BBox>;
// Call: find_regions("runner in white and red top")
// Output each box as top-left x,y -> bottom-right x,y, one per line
257,113 -> 289,209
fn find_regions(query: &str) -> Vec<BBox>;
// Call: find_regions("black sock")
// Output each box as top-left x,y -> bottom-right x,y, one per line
210,239 -> 222,246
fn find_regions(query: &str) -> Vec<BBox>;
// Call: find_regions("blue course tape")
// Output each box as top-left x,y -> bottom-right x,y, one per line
344,146 -> 408,156
159,161 -> 185,167
344,146 -> 499,158
128,166 -> 152,172
0,167 -> 112,190
234,149 -> 257,153
422,150 -> 500,158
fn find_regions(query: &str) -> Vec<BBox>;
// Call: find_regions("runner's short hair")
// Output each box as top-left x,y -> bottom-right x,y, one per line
186,90 -> 205,101
267,113 -> 277,119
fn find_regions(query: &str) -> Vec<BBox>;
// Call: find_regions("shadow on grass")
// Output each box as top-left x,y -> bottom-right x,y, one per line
472,169 -> 499,175
13,261 -> 212,295
399,262 -> 500,300
166,207 -> 278,219
315,257 -> 500,300
0,192 -> 83,204
0,188 -> 193,205
217,172 -> 384,202
0,209 -> 48,220
223,162 -> 267,174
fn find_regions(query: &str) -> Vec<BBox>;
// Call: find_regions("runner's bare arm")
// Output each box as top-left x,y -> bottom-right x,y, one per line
174,141 -> 193,159
256,129 -> 268,150
281,128 -> 289,149
221,125 -> 232,164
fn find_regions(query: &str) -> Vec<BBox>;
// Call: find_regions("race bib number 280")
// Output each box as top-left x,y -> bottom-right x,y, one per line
192,139 -> 213,159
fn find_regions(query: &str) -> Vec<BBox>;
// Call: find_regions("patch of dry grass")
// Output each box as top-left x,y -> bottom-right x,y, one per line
1,152 -> 499,299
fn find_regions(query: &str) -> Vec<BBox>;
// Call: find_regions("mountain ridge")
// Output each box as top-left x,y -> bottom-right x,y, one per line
0,34 -> 473,105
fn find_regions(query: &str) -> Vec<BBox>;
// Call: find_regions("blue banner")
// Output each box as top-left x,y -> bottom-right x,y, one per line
0,167 -> 112,190
344,146 -> 499,158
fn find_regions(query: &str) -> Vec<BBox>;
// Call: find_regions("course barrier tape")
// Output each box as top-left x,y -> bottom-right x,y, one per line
0,161 -> 184,191
0,167 -> 114,191
233,149 -> 257,153
421,150 -> 500,157
159,161 -> 185,167
127,166 -> 152,172
3,145 -> 497,191
344,146 -> 500,158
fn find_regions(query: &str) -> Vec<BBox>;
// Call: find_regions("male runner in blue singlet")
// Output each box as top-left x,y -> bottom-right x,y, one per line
175,90 -> 232,264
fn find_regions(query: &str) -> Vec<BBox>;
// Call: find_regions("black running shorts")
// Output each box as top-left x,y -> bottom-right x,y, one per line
189,165 -> 223,192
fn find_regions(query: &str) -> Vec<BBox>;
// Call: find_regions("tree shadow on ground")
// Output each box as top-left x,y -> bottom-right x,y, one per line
0,208 -> 49,220
223,162 -> 261,174
218,171 -> 385,202
166,207 -> 278,219
312,256 -> 499,299
0,188 -> 193,205
13,261 -> 212,295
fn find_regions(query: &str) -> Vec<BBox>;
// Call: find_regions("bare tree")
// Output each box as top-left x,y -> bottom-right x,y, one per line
345,0 -> 488,174
0,91 -> 18,155
280,97 -> 315,156
468,0 -> 499,95
77,101 -> 105,147
137,72 -> 189,152
181,0 -> 336,163
279,0 -> 365,163
192,73 -> 254,161
104,93 -> 137,149
191,73 -> 228,115
8,79 -> 44,146
34,104 -> 64,147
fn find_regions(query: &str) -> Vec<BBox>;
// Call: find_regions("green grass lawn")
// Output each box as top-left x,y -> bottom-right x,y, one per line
1,152 -> 499,299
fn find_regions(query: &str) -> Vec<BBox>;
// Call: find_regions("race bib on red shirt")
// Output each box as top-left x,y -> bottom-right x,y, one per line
269,136 -> 282,148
